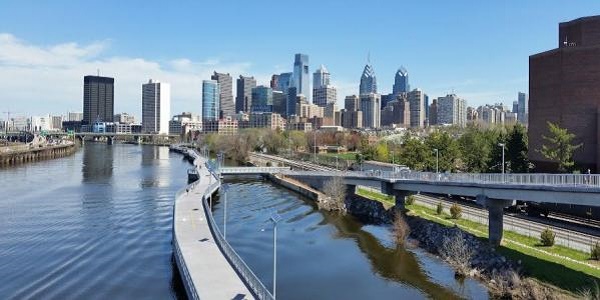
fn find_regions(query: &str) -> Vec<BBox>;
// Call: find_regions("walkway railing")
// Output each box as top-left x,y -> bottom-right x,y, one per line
278,170 -> 600,190
220,166 -> 291,174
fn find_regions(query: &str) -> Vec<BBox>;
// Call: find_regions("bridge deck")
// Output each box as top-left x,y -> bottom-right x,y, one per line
174,153 -> 252,299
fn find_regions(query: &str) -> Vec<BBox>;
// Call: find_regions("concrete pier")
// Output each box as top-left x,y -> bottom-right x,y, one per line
476,195 -> 515,246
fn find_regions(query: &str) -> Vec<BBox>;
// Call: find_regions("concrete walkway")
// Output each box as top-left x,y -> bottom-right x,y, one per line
174,151 -> 253,300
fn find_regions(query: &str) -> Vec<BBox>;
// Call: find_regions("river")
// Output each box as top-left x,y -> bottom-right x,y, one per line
0,144 -> 489,299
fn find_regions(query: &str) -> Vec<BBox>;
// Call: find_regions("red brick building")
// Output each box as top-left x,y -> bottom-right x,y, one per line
529,16 -> 600,172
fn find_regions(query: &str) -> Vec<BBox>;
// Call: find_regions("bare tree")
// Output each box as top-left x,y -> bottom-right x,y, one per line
440,231 -> 474,277
321,177 -> 347,213
392,213 -> 410,246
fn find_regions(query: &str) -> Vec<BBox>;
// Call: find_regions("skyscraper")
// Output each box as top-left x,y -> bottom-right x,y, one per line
272,91 -> 287,116
313,86 -> 337,108
211,72 -> 234,118
359,63 -> 377,95
202,80 -> 220,121
251,86 -> 273,113
408,89 -> 425,128
142,79 -> 170,134
286,87 -> 298,117
517,92 -> 528,125
359,93 -> 381,128
270,74 -> 279,89
436,94 -> 467,127
313,65 -> 330,89
83,75 -> 114,125
393,66 -> 409,95
235,75 -> 256,113
276,72 -> 293,92
344,95 -> 360,112
293,54 -> 310,101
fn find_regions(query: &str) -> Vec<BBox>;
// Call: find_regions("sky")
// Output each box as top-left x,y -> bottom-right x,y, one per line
0,0 -> 599,119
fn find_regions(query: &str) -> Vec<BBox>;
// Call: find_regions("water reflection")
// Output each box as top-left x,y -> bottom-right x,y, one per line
82,143 -> 114,183
140,146 -> 170,188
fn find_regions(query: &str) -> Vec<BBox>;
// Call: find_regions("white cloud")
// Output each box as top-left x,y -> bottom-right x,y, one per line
0,33 -> 261,118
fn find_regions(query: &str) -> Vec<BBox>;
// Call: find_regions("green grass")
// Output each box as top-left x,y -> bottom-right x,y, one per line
355,187 -> 395,208
406,203 -> 600,292
319,152 -> 358,161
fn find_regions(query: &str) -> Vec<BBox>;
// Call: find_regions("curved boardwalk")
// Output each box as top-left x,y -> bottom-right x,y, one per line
172,148 -> 253,300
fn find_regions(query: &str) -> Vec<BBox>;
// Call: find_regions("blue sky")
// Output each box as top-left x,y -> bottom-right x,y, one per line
0,0 -> 598,118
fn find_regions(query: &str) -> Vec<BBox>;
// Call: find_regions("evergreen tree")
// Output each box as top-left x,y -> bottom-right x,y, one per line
539,122 -> 583,173
506,124 -> 530,173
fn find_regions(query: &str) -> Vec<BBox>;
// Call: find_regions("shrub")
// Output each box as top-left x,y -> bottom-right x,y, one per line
321,177 -> 347,213
392,213 -> 410,246
540,227 -> 555,246
591,242 -> 600,260
437,202 -> 443,215
440,231 -> 473,277
450,203 -> 462,219
266,161 -> 272,167
405,195 -> 415,205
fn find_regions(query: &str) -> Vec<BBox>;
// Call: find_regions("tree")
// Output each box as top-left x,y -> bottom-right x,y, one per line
397,134 -> 430,171
458,125 -> 494,173
321,177 -> 347,212
374,142 -> 389,162
425,131 -> 460,172
538,122 -> 583,173
506,124 -> 530,173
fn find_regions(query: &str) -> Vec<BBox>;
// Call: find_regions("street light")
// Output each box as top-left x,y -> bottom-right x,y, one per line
498,143 -> 506,175
221,184 -> 229,240
313,132 -> 317,162
270,213 -> 282,300
433,148 -> 439,173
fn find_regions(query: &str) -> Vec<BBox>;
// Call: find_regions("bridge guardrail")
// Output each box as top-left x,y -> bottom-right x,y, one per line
201,162 -> 275,300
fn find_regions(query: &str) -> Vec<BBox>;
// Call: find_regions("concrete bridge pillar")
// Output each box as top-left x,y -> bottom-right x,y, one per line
381,182 -> 413,212
107,136 -> 115,145
476,195 -> 515,246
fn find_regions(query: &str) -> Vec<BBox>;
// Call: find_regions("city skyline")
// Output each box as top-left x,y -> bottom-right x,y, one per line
0,1 -> 598,117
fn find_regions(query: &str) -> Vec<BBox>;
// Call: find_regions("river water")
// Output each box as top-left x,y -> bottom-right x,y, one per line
0,144 -> 489,299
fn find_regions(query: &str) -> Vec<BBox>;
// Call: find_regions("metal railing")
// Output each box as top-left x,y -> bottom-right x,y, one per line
278,169 -> 600,191
201,164 -> 275,300
220,166 -> 291,174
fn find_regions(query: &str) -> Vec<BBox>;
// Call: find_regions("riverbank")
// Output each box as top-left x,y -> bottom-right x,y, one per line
0,142 -> 78,167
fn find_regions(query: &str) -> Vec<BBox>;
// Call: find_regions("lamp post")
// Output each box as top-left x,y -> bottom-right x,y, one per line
498,143 -> 506,179
433,148 -> 439,173
313,131 -> 317,162
221,184 -> 229,240
270,213 -> 282,300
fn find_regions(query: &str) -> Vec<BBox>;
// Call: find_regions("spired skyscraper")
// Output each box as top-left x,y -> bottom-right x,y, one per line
141,79 -> 170,134
393,66 -> 409,95
202,80 -> 220,121
293,54 -> 311,101
359,62 -> 377,95
211,72 -> 235,118
83,75 -> 114,125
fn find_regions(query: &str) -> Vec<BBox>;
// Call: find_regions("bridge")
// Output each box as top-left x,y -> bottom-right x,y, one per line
220,167 -> 600,245
2,131 -> 180,145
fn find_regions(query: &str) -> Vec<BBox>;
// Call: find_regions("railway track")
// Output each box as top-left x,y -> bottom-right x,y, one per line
249,152 -> 336,172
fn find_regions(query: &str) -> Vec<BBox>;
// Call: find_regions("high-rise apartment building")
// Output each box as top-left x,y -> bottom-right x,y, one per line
359,93 -> 381,128
429,99 -> 438,126
293,54 -> 311,101
68,112 -> 83,122
408,89 -> 425,128
211,72 -> 235,118
517,92 -> 528,125
235,75 -> 256,113
83,75 -> 114,124
142,79 -> 170,134
529,16 -> 600,172
251,86 -> 273,113
202,80 -> 220,121
359,63 -> 377,95
393,66 -> 409,95
436,94 -> 467,127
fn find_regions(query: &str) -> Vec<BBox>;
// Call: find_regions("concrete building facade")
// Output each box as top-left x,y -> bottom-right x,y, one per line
142,79 -> 170,134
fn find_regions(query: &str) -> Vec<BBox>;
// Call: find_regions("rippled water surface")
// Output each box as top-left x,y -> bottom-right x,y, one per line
212,177 -> 490,300
0,144 -> 187,299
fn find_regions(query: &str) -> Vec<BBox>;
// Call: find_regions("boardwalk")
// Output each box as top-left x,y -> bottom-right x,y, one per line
173,152 -> 253,300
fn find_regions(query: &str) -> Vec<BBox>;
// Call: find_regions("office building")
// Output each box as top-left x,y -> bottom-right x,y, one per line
114,113 -> 135,124
529,16 -> 600,171
313,85 -> 337,107
270,74 -> 279,89
272,91 -> 287,116
293,54 -> 311,101
517,92 -> 528,125
359,93 -> 381,128
429,99 -> 438,126
142,79 -> 170,134
313,65 -> 330,89
359,63 -> 377,95
83,75 -> 114,124
344,95 -> 360,111
276,72 -> 293,92
408,89 -> 425,128
392,66 -> 409,94
436,94 -> 467,127
286,87 -> 298,117
296,98 -> 324,119
381,97 -> 410,128
68,112 -> 83,122
235,75 -> 256,113
341,110 -> 363,129
211,72 -> 235,118
251,86 -> 273,113
202,80 -> 220,121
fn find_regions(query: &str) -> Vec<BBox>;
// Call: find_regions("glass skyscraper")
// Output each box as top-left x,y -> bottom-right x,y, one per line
251,86 -> 273,113
359,63 -> 377,95
393,66 -> 409,95
202,80 -> 220,121
293,54 -> 310,101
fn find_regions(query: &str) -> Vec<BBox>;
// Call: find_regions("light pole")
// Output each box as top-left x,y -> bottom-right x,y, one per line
498,143 -> 506,175
433,148 -> 439,173
270,213 -> 282,300
313,132 -> 317,162
221,184 -> 229,240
